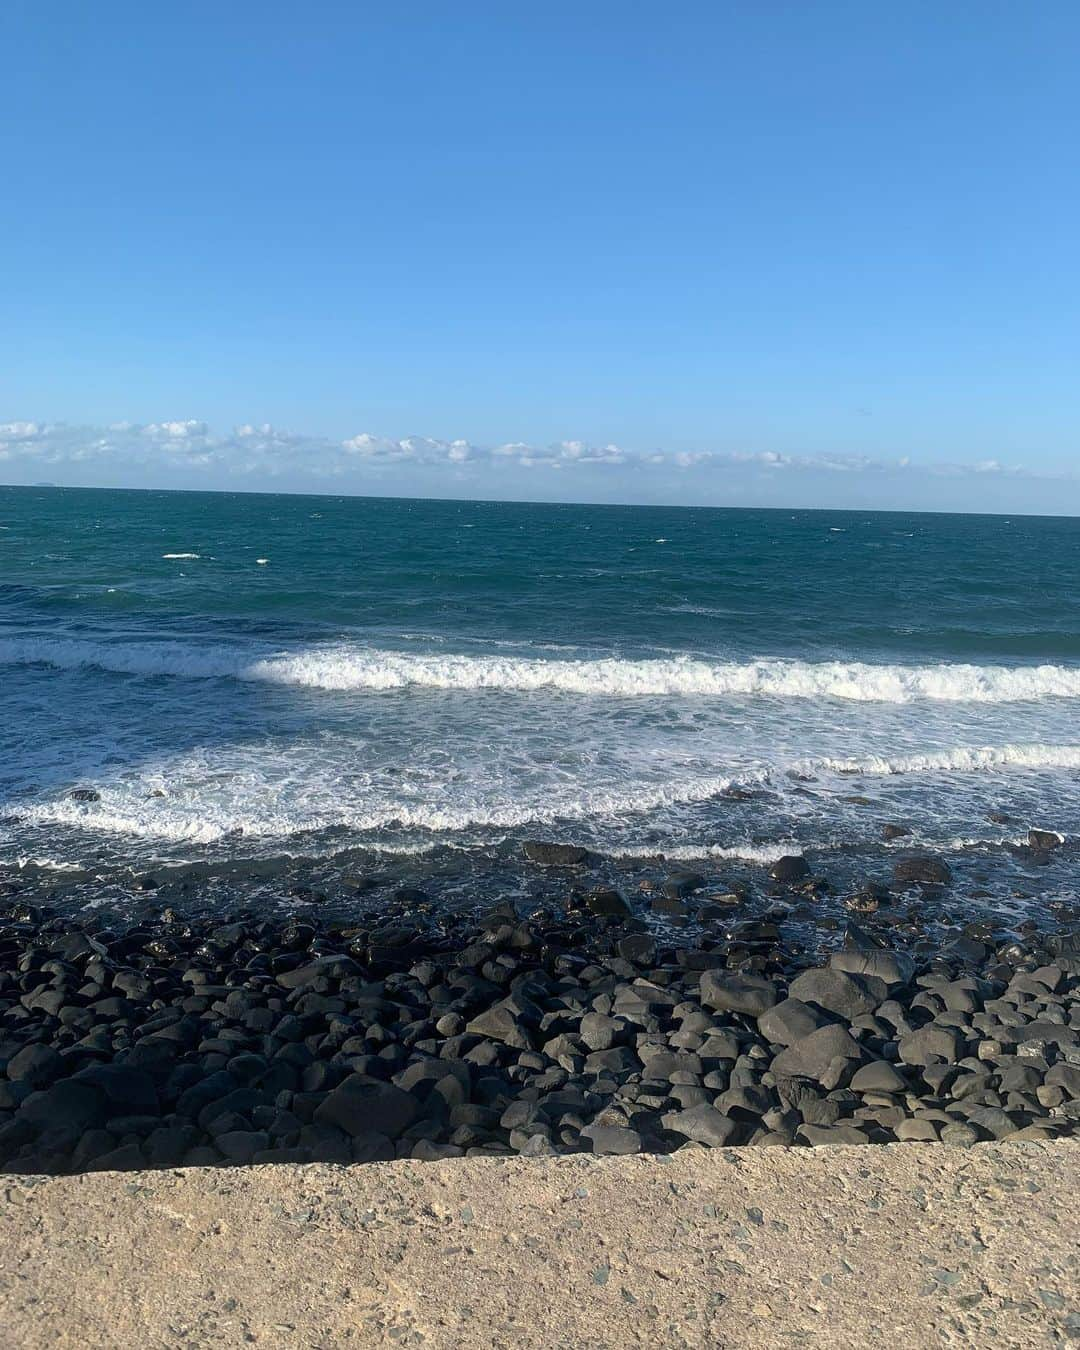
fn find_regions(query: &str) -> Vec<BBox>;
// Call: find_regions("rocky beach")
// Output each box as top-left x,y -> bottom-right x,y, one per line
2,839 -> 1078,1177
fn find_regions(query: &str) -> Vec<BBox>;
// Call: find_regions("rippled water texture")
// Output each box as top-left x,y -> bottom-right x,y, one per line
2,486 -> 1079,914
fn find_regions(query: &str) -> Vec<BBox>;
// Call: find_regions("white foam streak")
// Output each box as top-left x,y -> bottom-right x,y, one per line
817,743 -> 1080,775
6,636 -> 1080,703
20,772 -> 741,844
611,841 -> 806,865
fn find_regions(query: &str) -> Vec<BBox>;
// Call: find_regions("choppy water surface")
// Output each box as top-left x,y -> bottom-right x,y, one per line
3,486 -> 1079,920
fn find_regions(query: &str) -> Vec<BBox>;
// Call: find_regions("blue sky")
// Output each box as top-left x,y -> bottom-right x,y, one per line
2,2 -> 1079,511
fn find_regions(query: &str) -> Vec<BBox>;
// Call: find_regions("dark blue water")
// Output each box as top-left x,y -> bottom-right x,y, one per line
3,486 -> 1079,916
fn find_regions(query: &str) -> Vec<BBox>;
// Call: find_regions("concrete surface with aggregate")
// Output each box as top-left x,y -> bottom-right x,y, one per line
0,1140 -> 1077,1348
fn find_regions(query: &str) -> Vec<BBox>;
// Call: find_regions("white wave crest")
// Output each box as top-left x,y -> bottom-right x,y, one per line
18,771 -> 742,844
816,743 -> 1080,775
6,635 -> 1080,703
161,553 -> 200,559
611,841 -> 809,865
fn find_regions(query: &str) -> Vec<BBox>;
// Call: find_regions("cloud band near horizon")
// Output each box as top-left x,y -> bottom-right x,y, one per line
0,419 -> 1060,489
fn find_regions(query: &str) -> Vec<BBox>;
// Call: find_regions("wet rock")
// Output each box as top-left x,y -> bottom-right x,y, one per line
1028,829 -> 1064,850
768,856 -> 810,885
617,933 -> 656,964
0,864 -> 1076,1176
893,856 -> 953,886
586,888 -> 630,918
69,788 -> 101,803
881,824 -> 912,841
522,842 -> 589,866
663,872 -> 705,899
649,896 -> 689,920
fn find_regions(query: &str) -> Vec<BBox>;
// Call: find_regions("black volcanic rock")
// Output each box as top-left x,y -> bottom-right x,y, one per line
893,856 -> 953,886
699,971 -> 778,1017
522,841 -> 589,866
314,1076 -> 419,1139
768,856 -> 810,885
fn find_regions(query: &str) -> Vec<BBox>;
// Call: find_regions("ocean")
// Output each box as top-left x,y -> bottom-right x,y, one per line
3,484 -> 1079,925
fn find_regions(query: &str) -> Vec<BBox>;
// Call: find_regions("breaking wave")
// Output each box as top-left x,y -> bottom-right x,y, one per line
816,743 -> 1080,775
6,635 -> 1080,702
15,771 -> 743,844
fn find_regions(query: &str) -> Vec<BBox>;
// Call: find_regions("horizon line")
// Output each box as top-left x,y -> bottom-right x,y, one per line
3,478 -> 1078,522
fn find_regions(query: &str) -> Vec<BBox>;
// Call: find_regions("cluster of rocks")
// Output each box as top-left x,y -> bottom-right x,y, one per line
0,866 -> 1077,1174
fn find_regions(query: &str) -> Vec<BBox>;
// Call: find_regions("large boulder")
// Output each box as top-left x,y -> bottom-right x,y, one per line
660,1103 -> 739,1147
898,1025 -> 964,1066
19,1079 -> 108,1133
699,972 -> 778,1017
276,954 -> 361,989
787,968 -> 887,1020
849,1061 -> 907,1094
74,1064 -> 159,1114
466,1000 -> 539,1050
579,1124 -> 644,1155
314,1075 -> 419,1139
757,998 -> 833,1046
6,1043 -> 64,1088
828,949 -> 915,987
771,1024 -> 864,1083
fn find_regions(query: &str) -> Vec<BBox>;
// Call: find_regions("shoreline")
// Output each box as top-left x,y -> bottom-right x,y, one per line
1,855 -> 1077,1175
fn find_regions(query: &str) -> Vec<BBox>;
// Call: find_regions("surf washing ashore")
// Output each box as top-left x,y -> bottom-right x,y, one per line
0,486 -> 1078,1176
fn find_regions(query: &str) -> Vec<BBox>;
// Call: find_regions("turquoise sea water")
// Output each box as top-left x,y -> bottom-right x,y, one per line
3,486 -> 1080,916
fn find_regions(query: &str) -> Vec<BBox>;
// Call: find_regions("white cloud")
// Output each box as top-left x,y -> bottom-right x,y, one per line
0,421 -> 44,441
0,417 -> 1068,491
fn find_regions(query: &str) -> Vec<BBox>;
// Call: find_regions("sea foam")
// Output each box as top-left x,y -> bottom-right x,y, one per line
5,635 -> 1080,702
20,770 -> 744,843
815,743 -> 1080,775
